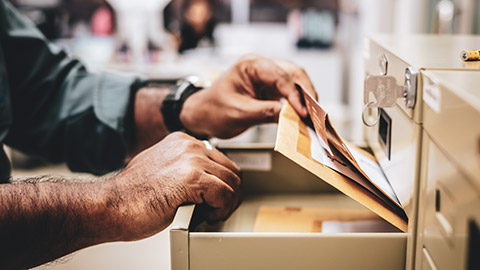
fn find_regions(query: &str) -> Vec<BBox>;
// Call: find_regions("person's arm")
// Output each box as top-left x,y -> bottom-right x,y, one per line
1,1 -> 143,174
0,132 -> 241,269
0,177 -> 115,269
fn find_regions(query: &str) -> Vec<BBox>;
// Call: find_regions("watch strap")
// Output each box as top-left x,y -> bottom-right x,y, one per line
161,79 -> 203,132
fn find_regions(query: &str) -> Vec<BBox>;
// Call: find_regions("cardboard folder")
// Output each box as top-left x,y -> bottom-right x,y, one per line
274,102 -> 408,232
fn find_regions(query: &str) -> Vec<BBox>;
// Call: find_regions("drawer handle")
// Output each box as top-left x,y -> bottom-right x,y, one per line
436,212 -> 453,237
422,248 -> 439,270
434,188 -> 453,239
378,53 -> 388,75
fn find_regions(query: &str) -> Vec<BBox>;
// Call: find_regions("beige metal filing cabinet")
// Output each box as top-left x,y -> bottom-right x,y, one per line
415,70 -> 480,270
363,35 -> 480,270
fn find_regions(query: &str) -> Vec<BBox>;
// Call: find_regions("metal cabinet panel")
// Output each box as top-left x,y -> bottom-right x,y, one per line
416,133 -> 478,270
421,248 -> 438,270
368,35 -> 480,71
365,106 -> 420,215
189,233 -> 406,270
421,70 -> 480,189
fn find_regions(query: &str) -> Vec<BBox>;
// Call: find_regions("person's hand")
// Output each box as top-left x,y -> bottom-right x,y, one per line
179,54 -> 317,138
109,132 -> 241,241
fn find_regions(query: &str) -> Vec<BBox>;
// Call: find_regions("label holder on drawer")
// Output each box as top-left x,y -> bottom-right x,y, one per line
378,109 -> 392,160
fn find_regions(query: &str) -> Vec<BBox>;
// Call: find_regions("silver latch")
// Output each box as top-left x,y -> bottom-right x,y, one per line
362,67 -> 417,127
378,53 -> 388,75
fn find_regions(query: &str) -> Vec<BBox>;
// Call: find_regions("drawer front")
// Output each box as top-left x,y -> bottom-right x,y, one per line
416,134 -> 479,270
189,233 -> 406,270
422,71 -> 480,189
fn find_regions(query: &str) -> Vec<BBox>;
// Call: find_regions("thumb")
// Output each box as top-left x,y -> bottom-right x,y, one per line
243,99 -> 284,125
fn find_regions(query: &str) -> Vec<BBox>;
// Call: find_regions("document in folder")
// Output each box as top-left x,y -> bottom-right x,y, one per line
274,89 -> 408,232
253,206 -> 399,233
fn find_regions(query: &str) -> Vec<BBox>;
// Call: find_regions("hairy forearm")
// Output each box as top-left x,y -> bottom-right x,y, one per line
0,176 -> 118,269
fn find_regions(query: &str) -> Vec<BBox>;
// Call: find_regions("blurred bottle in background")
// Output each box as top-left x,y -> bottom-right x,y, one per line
107,0 -> 172,64
164,0 -> 218,54
288,8 -> 336,49
90,4 -> 115,36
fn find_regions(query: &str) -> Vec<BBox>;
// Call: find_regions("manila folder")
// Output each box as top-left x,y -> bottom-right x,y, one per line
274,102 -> 408,232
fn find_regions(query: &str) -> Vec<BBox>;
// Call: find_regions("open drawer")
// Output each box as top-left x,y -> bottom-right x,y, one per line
170,103 -> 408,270
170,192 -> 407,270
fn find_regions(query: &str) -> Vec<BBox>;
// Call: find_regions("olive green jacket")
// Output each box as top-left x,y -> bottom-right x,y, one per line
0,1 -> 143,182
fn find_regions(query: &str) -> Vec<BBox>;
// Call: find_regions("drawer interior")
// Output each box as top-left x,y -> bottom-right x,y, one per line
191,193 -> 403,234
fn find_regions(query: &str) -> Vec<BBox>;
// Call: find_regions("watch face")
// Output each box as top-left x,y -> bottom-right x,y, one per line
174,81 -> 191,99
183,75 -> 211,89
161,77 -> 205,132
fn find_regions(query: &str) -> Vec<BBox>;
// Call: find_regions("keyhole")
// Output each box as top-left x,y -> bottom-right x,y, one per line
435,188 -> 441,212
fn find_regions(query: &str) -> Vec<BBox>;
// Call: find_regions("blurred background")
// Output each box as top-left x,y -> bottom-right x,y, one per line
8,0 -> 480,147
6,0 -> 479,268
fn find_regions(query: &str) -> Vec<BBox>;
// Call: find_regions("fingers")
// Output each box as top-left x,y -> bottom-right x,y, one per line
285,85 -> 308,118
239,55 -> 309,118
241,99 -> 284,124
199,172 -> 242,223
200,156 -> 241,192
273,58 -> 317,99
205,147 -> 241,176
183,137 -> 242,222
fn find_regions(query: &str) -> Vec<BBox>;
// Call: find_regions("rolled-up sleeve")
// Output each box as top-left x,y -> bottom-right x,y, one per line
1,1 -> 145,174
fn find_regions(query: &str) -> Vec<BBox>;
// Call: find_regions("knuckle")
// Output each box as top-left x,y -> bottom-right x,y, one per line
276,69 -> 292,83
218,185 -> 234,201
186,167 -> 202,181
188,154 -> 205,166
185,139 -> 201,151
169,131 -> 184,139
239,53 -> 259,62
229,173 -> 241,188
263,105 -> 277,118
227,106 -> 244,122
300,67 -> 307,74
211,179 -> 230,193
168,131 -> 192,143
296,66 -> 307,76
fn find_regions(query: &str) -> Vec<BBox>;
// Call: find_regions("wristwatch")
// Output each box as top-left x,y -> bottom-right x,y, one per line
161,76 -> 207,133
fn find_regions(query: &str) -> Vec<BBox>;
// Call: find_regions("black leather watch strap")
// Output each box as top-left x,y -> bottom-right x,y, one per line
161,78 -> 203,132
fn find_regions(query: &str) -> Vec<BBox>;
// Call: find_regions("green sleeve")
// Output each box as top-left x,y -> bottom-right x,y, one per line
0,1 -> 145,175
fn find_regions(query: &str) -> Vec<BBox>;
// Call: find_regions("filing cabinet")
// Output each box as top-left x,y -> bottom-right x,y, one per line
363,35 -> 480,270
415,70 -> 480,270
